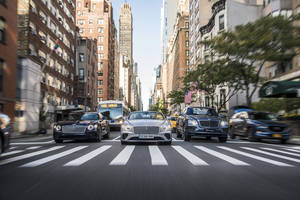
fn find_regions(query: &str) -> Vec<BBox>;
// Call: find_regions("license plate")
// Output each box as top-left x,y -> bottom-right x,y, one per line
139,134 -> 154,139
273,134 -> 282,138
205,129 -> 214,132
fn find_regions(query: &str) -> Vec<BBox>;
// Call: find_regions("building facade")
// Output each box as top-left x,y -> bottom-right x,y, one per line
75,37 -> 98,111
76,0 -> 117,102
17,0 -> 77,133
0,0 -> 18,122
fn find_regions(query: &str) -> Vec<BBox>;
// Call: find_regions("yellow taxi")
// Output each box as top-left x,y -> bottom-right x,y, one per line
167,116 -> 178,133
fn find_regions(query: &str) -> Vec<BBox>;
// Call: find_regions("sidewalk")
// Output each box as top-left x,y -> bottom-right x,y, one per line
10,129 -> 53,140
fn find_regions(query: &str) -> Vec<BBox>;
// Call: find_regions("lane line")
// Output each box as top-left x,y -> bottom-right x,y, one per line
112,136 -> 121,141
10,140 -> 54,145
284,148 -> 300,153
0,150 -> 24,157
149,146 -> 168,166
26,146 -> 42,150
64,145 -> 112,166
218,146 -> 293,167
0,146 -> 64,165
226,141 -> 251,144
9,147 -> 17,150
110,145 -> 135,166
21,146 -> 87,167
195,146 -> 249,166
172,146 -> 208,166
241,147 -> 300,164
261,148 -> 300,157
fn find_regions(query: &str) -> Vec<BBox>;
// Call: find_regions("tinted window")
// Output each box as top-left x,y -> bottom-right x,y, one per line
81,113 -> 99,121
129,112 -> 164,120
249,113 -> 277,121
187,108 -> 217,116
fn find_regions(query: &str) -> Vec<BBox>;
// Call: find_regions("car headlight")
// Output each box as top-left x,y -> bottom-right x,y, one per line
220,120 -> 228,127
122,124 -> 133,133
160,122 -> 171,132
87,125 -> 95,131
55,125 -> 62,131
188,119 -> 198,127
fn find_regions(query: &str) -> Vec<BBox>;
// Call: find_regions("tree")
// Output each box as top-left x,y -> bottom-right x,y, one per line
167,89 -> 185,107
202,15 -> 300,106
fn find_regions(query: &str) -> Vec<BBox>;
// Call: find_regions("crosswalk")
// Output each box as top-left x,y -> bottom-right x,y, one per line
1,144 -> 300,168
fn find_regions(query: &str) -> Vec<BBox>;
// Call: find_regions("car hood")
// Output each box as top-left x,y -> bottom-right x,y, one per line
127,120 -> 166,127
189,115 -> 219,121
252,120 -> 287,127
56,120 -> 96,126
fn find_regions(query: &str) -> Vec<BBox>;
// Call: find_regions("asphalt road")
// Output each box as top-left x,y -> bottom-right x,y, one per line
1,131 -> 300,200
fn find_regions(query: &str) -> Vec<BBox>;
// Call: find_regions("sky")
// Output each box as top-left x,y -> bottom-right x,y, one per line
110,0 -> 162,110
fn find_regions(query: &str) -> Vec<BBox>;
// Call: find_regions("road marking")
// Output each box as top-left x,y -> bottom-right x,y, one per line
172,138 -> 184,142
64,145 -> 112,166
149,146 -> 168,166
9,147 -> 17,150
218,146 -> 293,167
226,141 -> 251,144
261,148 -> 300,157
0,146 -> 64,166
21,146 -> 87,167
112,136 -> 121,141
284,148 -> 300,153
110,145 -> 135,166
0,150 -> 24,157
172,146 -> 208,166
10,140 -> 54,145
241,147 -> 300,164
26,146 -> 42,150
195,146 -> 249,166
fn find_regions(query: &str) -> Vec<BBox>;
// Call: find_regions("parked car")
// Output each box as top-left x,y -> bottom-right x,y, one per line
176,107 -> 228,142
53,112 -> 110,143
120,111 -> 172,145
167,116 -> 177,133
0,113 -> 11,154
229,111 -> 290,143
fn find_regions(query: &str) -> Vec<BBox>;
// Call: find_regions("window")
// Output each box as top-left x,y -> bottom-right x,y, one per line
79,28 -> 84,34
93,3 -> 96,10
77,1 -> 81,8
77,10 -> 81,16
98,36 -> 104,42
98,71 -> 103,76
98,27 -> 104,33
98,53 -> 104,59
98,62 -> 103,71
185,31 -> 189,38
89,19 -> 93,24
89,28 -> 93,33
186,50 -> 189,57
0,0 -> 7,6
78,19 -> 85,25
98,19 -> 104,24
185,22 -> 189,28
98,89 -> 103,95
186,59 -> 189,66
98,98 -> 103,102
185,41 -> 189,47
98,80 -> 103,85
79,53 -> 84,62
0,59 -> 3,93
0,17 -> 6,44
79,69 -> 84,80
219,15 -> 224,31
98,45 -> 104,51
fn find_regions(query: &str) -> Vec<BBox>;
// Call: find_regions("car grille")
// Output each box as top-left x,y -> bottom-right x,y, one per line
199,121 -> 219,128
269,126 -> 285,132
62,125 -> 86,134
134,126 -> 160,135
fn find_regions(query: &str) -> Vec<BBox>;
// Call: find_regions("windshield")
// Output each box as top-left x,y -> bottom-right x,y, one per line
250,113 -> 278,121
98,107 -> 123,120
128,112 -> 165,120
81,113 -> 99,121
188,108 -> 217,116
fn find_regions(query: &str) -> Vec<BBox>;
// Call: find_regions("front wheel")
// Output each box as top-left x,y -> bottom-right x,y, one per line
218,136 -> 227,143
0,136 -> 3,154
121,140 -> 126,145
182,127 -> 191,142
280,139 -> 288,144
229,126 -> 236,139
248,127 -> 258,142
55,139 -> 63,143
176,128 -> 182,138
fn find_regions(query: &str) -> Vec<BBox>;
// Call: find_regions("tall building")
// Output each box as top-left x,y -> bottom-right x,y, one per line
0,0 -> 18,122
119,3 -> 133,105
17,0 -> 77,133
76,0 -> 118,102
113,25 -> 120,100
75,37 -> 98,112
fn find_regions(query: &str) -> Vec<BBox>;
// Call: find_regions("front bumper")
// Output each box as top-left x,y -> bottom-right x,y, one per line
1,130 -> 10,152
254,130 -> 290,140
121,131 -> 172,143
186,126 -> 227,137
53,130 -> 99,140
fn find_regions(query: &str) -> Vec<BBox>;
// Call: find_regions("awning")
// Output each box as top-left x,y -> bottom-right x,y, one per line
259,81 -> 300,98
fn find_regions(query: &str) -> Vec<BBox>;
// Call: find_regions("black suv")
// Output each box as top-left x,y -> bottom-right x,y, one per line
229,111 -> 290,143
176,107 -> 228,142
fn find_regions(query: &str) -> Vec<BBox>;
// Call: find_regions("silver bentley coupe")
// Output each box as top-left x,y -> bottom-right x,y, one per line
120,111 -> 172,145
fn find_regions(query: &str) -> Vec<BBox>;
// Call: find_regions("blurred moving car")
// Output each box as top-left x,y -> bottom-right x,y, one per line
229,111 -> 290,143
53,112 -> 110,143
0,113 -> 11,154
121,111 -> 172,145
228,105 -> 253,118
176,107 -> 228,142
167,116 -> 177,133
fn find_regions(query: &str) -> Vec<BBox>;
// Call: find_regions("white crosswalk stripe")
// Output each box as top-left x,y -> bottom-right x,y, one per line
149,146 -> 168,166
110,145 -> 135,166
64,145 -> 112,166
195,146 -> 249,166
218,146 -> 293,167
26,146 -> 42,150
0,146 -> 64,165
0,150 -> 24,157
284,148 -> 300,153
172,146 -> 208,166
241,147 -> 300,164
261,148 -> 300,157
21,146 -> 87,167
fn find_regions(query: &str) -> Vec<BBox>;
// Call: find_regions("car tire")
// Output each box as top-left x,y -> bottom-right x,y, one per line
229,126 -> 236,139
218,136 -> 227,143
176,128 -> 182,138
55,139 -> 63,143
165,141 -> 172,145
0,135 -> 3,154
206,136 -> 211,140
103,127 -> 110,139
96,131 -> 102,142
121,140 -> 126,145
248,127 -> 258,142
280,139 -> 287,144
182,127 -> 190,142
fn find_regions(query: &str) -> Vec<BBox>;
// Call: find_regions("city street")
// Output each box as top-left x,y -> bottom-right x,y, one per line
1,131 -> 300,200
